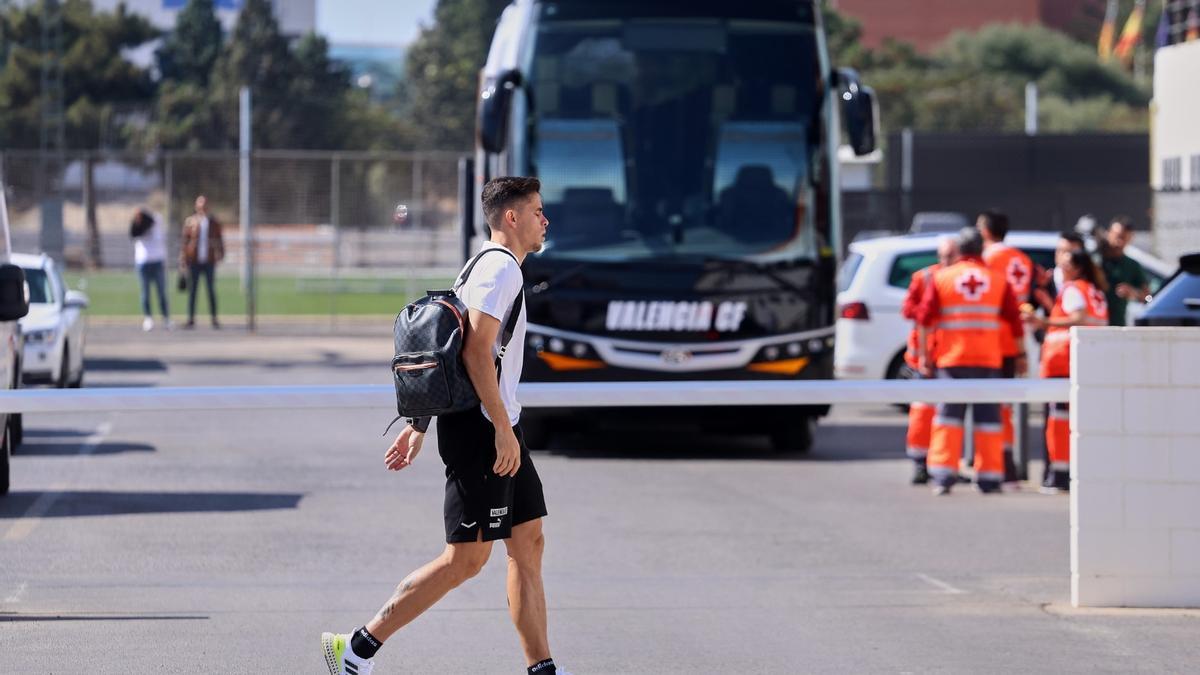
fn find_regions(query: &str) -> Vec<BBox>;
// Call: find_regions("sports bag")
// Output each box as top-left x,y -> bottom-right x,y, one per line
391,247 -> 524,419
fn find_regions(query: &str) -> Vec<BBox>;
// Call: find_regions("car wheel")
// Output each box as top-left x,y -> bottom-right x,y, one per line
769,416 -> 814,453
68,365 -> 84,389
56,344 -> 69,389
885,350 -> 917,412
0,421 -> 10,495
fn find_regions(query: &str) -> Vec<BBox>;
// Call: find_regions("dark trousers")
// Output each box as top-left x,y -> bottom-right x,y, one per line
187,262 -> 218,323
137,261 -> 169,319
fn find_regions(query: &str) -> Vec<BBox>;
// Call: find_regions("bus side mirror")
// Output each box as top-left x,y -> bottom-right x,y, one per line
478,69 -> 522,154
0,264 -> 29,321
836,67 -> 878,156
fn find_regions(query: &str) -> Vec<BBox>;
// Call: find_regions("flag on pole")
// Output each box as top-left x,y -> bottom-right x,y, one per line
1099,0 -> 1119,59
1155,0 -> 1170,48
1114,0 -> 1146,66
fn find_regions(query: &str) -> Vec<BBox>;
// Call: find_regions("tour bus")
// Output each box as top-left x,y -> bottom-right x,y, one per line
469,0 -> 877,451
0,168 -> 32,495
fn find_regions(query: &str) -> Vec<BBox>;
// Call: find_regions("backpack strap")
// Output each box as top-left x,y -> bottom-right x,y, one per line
454,247 -> 526,379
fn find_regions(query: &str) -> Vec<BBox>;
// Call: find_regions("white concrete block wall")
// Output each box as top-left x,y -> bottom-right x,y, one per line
1072,327 -> 1200,608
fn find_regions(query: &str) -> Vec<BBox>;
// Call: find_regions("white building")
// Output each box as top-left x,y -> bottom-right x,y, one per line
1151,38 -> 1200,261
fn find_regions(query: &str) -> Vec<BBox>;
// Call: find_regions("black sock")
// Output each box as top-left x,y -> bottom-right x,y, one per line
528,658 -> 556,674
350,626 -> 381,659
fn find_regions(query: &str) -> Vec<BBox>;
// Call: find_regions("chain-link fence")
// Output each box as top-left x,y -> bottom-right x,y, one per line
0,149 -> 466,321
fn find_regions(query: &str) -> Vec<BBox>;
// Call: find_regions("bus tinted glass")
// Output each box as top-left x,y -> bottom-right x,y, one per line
526,17 -> 820,262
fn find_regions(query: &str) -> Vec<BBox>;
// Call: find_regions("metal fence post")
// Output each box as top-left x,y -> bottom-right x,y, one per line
239,86 -> 255,331
330,155 -> 340,330
412,154 -> 423,230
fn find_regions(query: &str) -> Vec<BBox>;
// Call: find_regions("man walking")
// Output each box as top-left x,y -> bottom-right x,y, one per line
1099,216 -> 1149,326
900,235 -> 959,484
978,210 -> 1031,487
321,177 -> 571,675
916,228 -> 1024,496
179,195 -> 224,329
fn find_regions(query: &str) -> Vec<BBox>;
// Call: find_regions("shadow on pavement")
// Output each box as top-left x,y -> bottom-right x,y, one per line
84,357 -> 168,372
0,491 -> 304,518
14,441 -> 156,456
542,420 -> 906,462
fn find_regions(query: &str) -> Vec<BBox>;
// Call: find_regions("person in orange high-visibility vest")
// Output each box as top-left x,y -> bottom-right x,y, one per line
1022,249 -> 1108,494
901,236 -> 959,485
915,228 -> 1024,496
978,210 -> 1033,487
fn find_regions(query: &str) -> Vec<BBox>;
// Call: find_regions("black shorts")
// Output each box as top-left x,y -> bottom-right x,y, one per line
435,406 -> 548,543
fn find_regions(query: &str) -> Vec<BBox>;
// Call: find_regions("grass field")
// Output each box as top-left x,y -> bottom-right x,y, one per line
65,270 -> 454,316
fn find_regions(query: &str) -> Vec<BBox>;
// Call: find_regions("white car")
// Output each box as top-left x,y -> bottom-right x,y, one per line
14,253 -> 89,388
834,231 -> 1172,381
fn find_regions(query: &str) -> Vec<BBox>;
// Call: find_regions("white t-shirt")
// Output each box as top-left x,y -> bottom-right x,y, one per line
198,216 -> 210,263
134,213 -> 166,265
456,241 -> 526,426
1061,285 -> 1086,314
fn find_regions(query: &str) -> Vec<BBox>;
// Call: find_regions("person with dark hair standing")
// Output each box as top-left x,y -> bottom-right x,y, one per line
1099,216 -> 1149,326
977,210 -> 1031,488
915,227 -> 1024,496
1023,249 -> 1108,493
179,195 -> 224,329
321,177 -> 572,675
130,207 -> 173,331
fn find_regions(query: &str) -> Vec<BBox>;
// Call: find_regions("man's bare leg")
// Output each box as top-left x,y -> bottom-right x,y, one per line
366,538 -> 493,642
504,518 -> 551,665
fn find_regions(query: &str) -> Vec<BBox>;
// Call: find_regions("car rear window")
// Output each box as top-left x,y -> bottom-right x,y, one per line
838,252 -> 864,293
1020,248 -> 1055,275
888,251 -> 938,288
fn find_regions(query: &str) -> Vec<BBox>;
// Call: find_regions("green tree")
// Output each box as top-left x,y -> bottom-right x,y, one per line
209,0 -> 298,149
155,0 -> 222,86
402,0 -> 507,150
0,0 -> 158,149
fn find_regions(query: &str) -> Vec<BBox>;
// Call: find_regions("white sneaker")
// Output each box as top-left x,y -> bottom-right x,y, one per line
142,317 -> 154,332
321,632 -> 374,675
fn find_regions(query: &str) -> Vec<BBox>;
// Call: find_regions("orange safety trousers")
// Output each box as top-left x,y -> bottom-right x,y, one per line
1046,401 -> 1071,477
928,367 -> 1005,487
907,402 -> 935,463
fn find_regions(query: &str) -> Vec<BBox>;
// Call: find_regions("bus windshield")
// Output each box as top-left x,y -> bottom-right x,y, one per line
525,15 -> 821,263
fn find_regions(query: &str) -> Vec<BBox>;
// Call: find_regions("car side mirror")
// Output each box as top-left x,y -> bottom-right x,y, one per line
65,289 -> 89,310
478,69 -> 522,154
836,67 -> 878,156
0,264 -> 29,321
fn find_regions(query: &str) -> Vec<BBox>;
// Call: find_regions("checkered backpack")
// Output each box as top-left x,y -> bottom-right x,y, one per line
390,248 -> 524,419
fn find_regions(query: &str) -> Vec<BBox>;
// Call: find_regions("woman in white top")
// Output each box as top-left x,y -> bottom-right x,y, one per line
130,208 -> 172,331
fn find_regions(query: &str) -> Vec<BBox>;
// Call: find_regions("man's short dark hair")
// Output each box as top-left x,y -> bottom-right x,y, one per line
1060,230 -> 1085,247
978,209 -> 1009,240
1110,215 -> 1134,231
957,226 -> 984,256
481,176 -> 541,231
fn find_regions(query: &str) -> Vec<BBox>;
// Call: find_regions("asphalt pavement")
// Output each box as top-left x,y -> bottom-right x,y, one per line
1,321 -> 1197,673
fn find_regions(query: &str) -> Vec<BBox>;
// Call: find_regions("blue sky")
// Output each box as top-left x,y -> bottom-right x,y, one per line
317,0 -> 438,46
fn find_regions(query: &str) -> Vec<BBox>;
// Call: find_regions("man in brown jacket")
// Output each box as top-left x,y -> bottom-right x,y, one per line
180,195 -> 225,328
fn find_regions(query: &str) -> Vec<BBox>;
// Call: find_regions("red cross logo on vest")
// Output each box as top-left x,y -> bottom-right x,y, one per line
955,269 -> 990,301
1006,257 -> 1030,293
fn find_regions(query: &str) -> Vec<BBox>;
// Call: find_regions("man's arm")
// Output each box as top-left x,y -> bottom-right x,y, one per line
900,274 -> 924,320
463,308 -> 521,477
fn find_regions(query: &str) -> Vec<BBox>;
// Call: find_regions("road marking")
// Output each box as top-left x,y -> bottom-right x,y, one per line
916,573 -> 967,595
3,421 -> 112,543
4,582 -> 27,604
